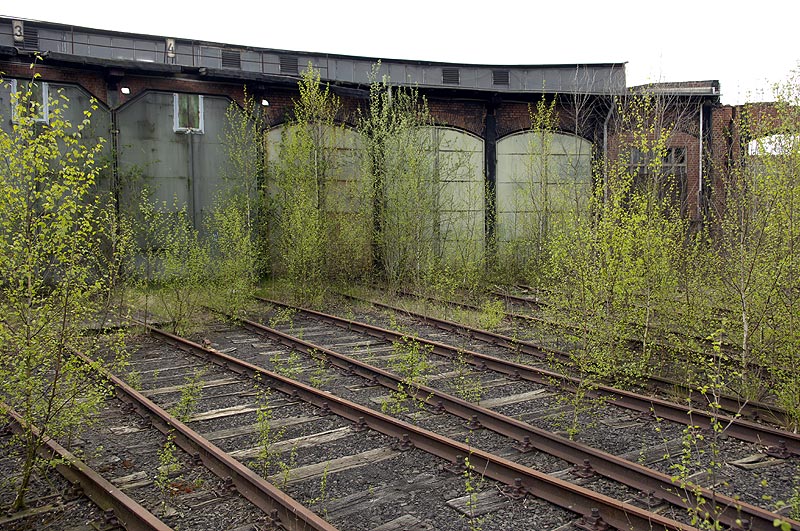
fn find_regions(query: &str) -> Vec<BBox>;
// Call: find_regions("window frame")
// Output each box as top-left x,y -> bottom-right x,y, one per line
10,78 -> 50,124
173,93 -> 204,134
628,146 -> 688,215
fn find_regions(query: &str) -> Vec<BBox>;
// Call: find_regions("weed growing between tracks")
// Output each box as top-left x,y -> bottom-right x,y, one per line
126,368 -> 143,391
463,456 -> 486,531
269,307 -> 298,329
271,350 -> 303,380
254,387 -> 288,479
462,435 -> 487,531
545,352 -> 608,439
478,299 -> 506,331
451,351 -> 485,404
667,341 -> 733,530
155,433 -> 183,514
308,351 -> 333,389
382,337 -> 433,416
278,445 -> 298,490
170,369 -> 206,423
778,484 -> 800,522
306,462 -> 331,518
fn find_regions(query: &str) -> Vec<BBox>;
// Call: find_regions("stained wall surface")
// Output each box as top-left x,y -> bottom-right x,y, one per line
496,130 -> 593,246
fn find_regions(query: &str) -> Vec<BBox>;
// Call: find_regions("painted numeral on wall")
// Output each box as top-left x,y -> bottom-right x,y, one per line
12,20 -> 24,43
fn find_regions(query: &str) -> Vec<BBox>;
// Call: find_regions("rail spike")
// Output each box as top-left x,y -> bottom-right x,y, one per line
351,416 -> 369,432
395,433 -> 414,451
502,478 -> 530,500
570,459 -> 596,479
465,415 -> 482,430
318,401 -> 332,416
103,508 -> 119,525
765,440 -> 791,459
512,435 -> 534,453
576,508 -> 613,531
429,400 -> 446,415
444,454 -> 467,475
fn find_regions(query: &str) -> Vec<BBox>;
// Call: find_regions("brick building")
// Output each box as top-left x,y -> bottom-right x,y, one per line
1,16 -> 743,251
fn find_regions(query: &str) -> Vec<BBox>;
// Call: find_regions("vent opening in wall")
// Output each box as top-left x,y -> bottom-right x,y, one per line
22,27 -> 39,50
221,49 -> 241,69
442,67 -> 460,85
493,70 -> 510,86
280,55 -> 299,75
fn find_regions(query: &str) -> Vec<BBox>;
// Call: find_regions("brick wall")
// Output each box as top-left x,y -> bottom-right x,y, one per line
3,61 -> 108,103
427,99 -> 486,136
496,102 -> 530,138
9,54 -> 770,227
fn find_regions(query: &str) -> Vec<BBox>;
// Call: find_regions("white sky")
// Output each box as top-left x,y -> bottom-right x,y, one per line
6,1 -> 799,105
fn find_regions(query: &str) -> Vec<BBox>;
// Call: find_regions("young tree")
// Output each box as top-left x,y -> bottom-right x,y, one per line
205,195 -> 257,318
713,74 -> 800,415
220,89 -> 268,276
136,193 -> 209,334
546,92 -> 694,386
502,96 -> 563,283
0,75 -> 123,510
268,65 -> 347,300
196,90 -> 272,316
358,70 -> 454,290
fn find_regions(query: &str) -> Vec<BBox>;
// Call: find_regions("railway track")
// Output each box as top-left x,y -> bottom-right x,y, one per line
337,292 -> 794,431
132,319 -> 719,531
491,288 -> 769,388
120,327 -> 565,531
18,295 -> 791,531
242,297 -> 799,531
2,366 -> 294,531
258,297 -> 799,454
1,403 -> 172,531
84,347 -> 338,531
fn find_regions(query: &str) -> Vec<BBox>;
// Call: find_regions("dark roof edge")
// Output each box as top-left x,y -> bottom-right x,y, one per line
628,79 -> 721,97
0,47 -> 627,97
1,15 -> 626,71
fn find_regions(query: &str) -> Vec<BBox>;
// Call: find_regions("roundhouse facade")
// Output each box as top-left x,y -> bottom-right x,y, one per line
0,17 -> 727,251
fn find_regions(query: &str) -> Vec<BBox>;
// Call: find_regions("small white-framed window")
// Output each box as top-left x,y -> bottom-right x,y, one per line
173,93 -> 204,133
10,78 -> 49,123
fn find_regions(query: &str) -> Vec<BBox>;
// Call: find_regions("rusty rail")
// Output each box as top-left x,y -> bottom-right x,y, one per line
2,402 -> 173,531
142,320 -> 702,531
358,292 -> 791,427
259,297 -> 800,457
75,350 -> 339,531
234,311 -> 794,531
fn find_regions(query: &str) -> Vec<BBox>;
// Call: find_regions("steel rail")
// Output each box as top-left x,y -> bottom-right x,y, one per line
2,402 -> 174,531
258,297 -> 800,458
492,290 -> 749,371
233,312 -> 793,531
143,321 -> 701,531
353,294 -> 792,430
74,350 -> 339,531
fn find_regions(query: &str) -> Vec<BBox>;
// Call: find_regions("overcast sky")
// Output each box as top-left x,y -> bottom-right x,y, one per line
6,1 -> 798,105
